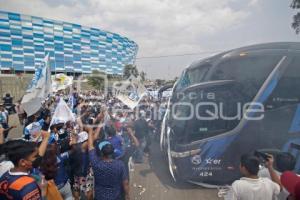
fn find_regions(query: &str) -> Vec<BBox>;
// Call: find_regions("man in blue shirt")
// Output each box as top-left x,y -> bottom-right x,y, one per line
87,126 -> 130,200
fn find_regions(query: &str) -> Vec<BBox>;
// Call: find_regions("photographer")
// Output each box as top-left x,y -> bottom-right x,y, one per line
227,154 -> 281,200
258,152 -> 296,200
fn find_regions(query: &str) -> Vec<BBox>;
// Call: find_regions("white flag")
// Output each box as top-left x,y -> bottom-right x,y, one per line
52,73 -> 73,92
113,75 -> 148,109
50,97 -> 75,126
21,54 -> 52,116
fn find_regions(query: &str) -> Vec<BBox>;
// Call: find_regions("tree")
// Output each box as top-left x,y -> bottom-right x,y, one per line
139,71 -> 146,82
166,76 -> 178,85
155,79 -> 165,86
87,70 -> 106,90
291,0 -> 300,34
123,64 -> 139,79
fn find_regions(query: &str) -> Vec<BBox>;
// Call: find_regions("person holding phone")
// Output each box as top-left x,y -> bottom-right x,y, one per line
258,152 -> 296,200
225,154 -> 282,200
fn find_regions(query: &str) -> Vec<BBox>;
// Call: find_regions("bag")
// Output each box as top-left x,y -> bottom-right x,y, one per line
45,179 -> 63,200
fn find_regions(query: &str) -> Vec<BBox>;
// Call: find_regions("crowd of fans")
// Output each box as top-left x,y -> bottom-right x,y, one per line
0,89 -> 168,200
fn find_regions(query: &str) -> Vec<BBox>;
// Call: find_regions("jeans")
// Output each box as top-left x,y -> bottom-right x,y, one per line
133,137 -> 146,163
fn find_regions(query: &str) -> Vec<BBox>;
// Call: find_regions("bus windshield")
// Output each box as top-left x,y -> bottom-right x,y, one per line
174,62 -> 212,92
170,54 -> 283,143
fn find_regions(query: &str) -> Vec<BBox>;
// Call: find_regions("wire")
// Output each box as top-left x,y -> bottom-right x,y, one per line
135,50 -> 222,59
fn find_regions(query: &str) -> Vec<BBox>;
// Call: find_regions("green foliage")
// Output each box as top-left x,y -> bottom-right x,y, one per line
87,65 -> 146,90
291,0 -> 300,34
139,71 -> 146,82
123,64 -> 139,79
87,70 -> 106,90
291,0 -> 300,8
165,76 -> 178,85
155,79 -> 165,86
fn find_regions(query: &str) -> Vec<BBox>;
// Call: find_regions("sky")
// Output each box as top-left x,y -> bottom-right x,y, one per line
0,0 -> 299,80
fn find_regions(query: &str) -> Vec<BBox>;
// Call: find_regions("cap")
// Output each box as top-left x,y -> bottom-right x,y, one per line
281,171 -> 300,198
77,131 -> 88,143
98,141 -> 111,151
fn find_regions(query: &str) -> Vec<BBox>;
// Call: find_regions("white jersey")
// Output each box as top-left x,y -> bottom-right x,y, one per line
229,177 -> 280,200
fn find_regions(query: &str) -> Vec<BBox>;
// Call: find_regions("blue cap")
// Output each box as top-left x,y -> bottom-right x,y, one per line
98,141 -> 111,151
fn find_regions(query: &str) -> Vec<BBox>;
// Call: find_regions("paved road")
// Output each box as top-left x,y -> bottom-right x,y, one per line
130,140 -> 219,200
7,114 -> 219,200
7,114 -> 23,139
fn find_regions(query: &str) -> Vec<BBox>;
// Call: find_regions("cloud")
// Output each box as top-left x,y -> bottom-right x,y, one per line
1,0 -> 295,79
0,0 -> 254,57
248,0 -> 260,6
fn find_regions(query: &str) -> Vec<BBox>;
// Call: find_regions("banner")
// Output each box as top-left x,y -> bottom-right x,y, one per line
21,54 -> 52,116
52,73 -> 73,92
24,119 -> 44,141
113,75 -> 148,109
50,97 -> 75,126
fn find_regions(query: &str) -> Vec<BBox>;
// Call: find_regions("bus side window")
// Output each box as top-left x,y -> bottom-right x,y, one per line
265,57 -> 300,110
210,55 -> 282,102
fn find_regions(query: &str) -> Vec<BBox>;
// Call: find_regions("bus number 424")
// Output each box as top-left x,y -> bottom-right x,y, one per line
199,172 -> 213,177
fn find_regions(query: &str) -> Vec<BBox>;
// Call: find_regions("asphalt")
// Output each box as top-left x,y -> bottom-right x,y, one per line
129,140 -> 219,200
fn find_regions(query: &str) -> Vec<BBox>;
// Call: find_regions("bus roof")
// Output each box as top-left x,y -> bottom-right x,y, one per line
188,42 -> 300,70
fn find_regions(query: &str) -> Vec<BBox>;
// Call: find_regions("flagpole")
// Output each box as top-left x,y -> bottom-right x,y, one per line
54,58 -> 57,76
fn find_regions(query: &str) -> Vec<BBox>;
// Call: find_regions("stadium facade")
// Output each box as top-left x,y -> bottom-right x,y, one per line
0,10 -> 138,75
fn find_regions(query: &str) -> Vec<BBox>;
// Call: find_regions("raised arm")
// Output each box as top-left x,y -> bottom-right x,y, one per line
38,130 -> 50,157
94,111 -> 105,140
126,126 -> 139,147
265,154 -> 282,190
0,128 -> 4,144
86,127 -> 95,150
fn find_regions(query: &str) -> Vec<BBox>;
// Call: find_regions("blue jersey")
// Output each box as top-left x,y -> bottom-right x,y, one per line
0,171 -> 41,200
54,152 -> 69,188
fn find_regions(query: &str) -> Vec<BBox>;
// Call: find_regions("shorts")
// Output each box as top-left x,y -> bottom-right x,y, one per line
1,123 -> 9,138
73,167 -> 94,193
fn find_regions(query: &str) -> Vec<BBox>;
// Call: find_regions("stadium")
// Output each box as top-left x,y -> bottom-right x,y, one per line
0,10 -> 138,75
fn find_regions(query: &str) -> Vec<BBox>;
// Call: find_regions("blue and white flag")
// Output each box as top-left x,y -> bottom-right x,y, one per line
113,75 -> 148,109
24,119 -> 45,141
22,54 -> 52,116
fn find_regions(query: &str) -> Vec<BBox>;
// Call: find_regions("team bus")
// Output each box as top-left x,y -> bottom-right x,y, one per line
160,42 -> 300,187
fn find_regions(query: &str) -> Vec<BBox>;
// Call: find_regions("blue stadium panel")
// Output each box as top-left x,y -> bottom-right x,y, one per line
0,10 -> 138,75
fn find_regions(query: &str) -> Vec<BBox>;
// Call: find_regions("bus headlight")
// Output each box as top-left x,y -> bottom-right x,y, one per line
170,149 -> 201,158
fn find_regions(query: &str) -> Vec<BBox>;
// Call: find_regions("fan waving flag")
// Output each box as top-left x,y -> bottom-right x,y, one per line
52,73 -> 73,92
113,75 -> 148,109
21,54 -> 52,116
50,97 -> 75,126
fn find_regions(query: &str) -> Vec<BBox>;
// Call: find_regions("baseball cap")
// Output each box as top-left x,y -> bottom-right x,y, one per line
98,141 -> 111,151
281,171 -> 300,198
77,131 -> 88,143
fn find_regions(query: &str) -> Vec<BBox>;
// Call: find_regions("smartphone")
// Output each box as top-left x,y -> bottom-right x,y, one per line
254,150 -> 271,161
290,143 -> 300,151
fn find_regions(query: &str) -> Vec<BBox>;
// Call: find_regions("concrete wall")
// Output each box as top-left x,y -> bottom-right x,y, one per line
0,74 -> 32,102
